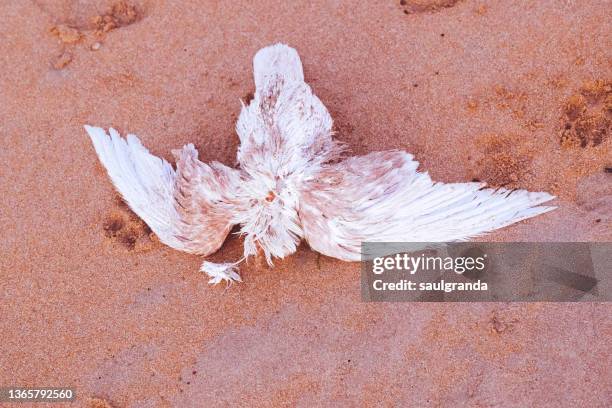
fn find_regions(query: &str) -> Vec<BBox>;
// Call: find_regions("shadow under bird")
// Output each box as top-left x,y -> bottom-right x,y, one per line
85,43 -> 556,284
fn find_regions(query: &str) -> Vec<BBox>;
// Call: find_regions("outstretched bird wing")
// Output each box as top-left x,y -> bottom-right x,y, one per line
297,150 -> 556,261
85,125 -> 239,256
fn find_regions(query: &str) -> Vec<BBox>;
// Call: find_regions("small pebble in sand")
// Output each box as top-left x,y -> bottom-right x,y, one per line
52,51 -> 73,69
50,24 -> 81,44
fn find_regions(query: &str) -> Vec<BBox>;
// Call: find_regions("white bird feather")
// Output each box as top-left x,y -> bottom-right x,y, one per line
85,43 -> 556,284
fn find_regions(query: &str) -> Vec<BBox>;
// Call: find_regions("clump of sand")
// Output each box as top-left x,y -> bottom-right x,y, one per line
47,1 -> 142,68
560,79 -> 611,148
102,199 -> 157,252
50,24 -> 82,44
473,134 -> 533,189
88,398 -> 114,408
90,1 -> 140,36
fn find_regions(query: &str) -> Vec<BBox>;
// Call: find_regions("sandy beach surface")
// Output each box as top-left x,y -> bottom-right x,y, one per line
1,0 -> 610,406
